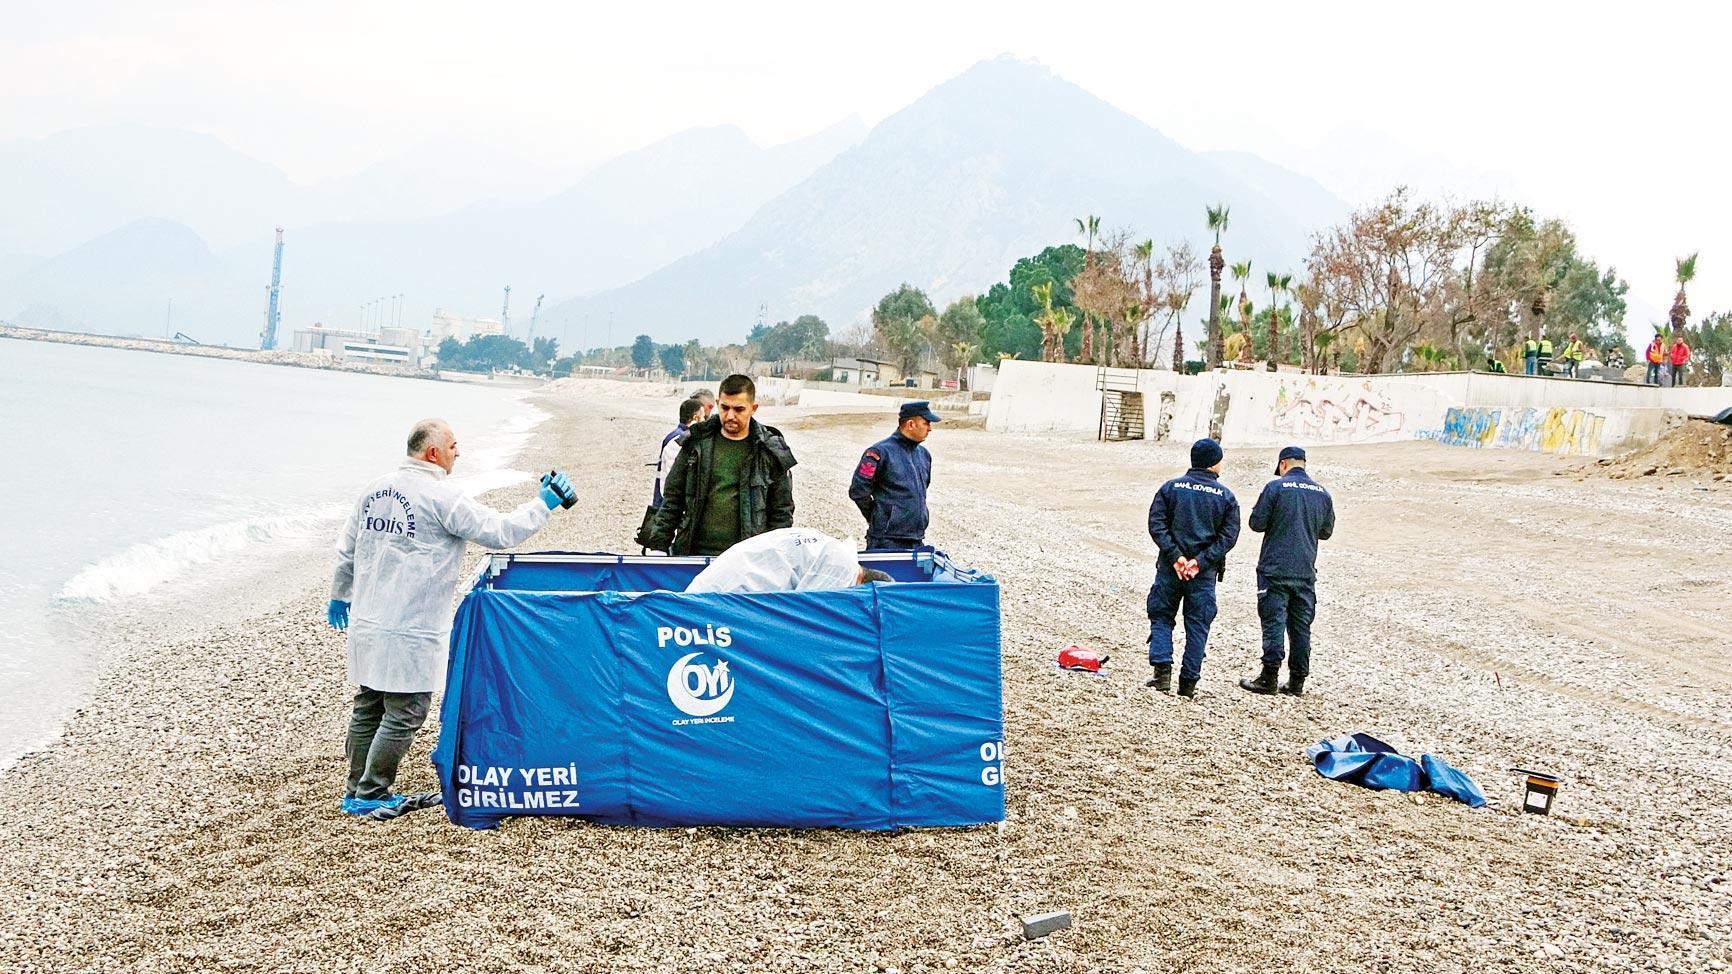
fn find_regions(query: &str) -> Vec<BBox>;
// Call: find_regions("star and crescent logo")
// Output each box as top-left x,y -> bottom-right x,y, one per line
666,652 -> 735,717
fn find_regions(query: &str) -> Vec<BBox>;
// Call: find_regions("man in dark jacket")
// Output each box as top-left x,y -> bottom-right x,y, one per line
1146,438 -> 1241,698
848,400 -> 939,549
1240,445 -> 1335,697
645,374 -> 797,556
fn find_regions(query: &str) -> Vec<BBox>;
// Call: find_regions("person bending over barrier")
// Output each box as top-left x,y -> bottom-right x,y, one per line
327,418 -> 574,818
1240,446 -> 1335,697
1145,438 -> 1241,698
685,527 -> 893,593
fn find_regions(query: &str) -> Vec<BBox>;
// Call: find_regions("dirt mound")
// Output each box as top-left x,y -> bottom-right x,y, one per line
1595,418 -> 1732,480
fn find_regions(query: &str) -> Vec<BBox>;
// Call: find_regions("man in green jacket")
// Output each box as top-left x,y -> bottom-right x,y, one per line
646,373 -> 797,556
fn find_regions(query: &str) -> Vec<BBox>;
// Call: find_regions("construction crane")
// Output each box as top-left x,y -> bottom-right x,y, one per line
260,227 -> 284,350
173,331 -> 201,345
528,294 -> 545,342
501,285 -> 512,336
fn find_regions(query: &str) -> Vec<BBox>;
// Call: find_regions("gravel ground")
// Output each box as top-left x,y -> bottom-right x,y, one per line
2,378 -> 1729,973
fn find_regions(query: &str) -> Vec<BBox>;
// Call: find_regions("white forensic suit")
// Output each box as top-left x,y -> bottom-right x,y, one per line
332,458 -> 550,693
684,527 -> 861,594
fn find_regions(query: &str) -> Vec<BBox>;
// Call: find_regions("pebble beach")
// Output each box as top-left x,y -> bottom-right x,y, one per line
2,378 -> 1729,973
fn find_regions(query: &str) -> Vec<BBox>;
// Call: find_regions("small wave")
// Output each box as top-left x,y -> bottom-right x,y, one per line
55,507 -> 343,603
459,405 -> 551,475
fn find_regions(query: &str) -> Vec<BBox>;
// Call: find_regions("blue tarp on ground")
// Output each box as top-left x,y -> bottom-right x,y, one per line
430,549 -> 1005,830
1305,732 -> 1487,808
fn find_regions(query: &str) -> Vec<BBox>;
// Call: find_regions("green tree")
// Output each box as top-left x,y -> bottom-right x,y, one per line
631,334 -> 655,370
1205,204 -> 1230,368
871,284 -> 937,376
530,336 -> 559,372
1686,310 -> 1731,385
437,334 -> 531,372
1475,210 -> 1630,354
659,343 -> 685,377
435,336 -> 464,368
931,297 -> 987,370
682,339 -> 705,378
753,315 -> 830,361
977,244 -> 1087,361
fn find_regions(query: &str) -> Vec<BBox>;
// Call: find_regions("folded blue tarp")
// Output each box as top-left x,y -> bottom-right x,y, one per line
1306,733 -> 1486,807
431,548 -> 1005,831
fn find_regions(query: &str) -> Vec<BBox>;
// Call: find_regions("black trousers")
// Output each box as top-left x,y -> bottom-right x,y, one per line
1257,577 -> 1317,679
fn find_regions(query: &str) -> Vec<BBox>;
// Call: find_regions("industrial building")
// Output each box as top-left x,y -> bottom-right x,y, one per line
429,310 -> 504,345
292,324 -> 424,367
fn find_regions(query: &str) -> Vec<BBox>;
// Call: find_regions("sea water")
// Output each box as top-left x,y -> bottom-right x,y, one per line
0,340 -> 547,766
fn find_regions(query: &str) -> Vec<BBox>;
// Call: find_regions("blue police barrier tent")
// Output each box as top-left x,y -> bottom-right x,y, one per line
431,548 -> 1005,830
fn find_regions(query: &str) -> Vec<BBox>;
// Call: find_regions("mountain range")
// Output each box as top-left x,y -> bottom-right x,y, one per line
0,57 -> 1347,349
545,57 -> 1346,347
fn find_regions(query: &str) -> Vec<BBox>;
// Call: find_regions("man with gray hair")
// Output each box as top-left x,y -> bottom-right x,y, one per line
690,387 -> 716,421
326,418 -> 574,818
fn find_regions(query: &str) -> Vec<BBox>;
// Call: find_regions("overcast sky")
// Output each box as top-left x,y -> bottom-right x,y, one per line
5,0 -> 1726,333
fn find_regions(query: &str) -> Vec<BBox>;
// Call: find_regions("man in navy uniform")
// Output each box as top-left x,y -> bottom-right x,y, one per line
849,401 -> 939,549
1146,438 -> 1240,698
1240,445 -> 1335,696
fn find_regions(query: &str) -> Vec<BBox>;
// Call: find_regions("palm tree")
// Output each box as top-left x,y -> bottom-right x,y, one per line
1032,281 -> 1055,361
1671,252 -> 1699,331
1231,261 -> 1254,361
1032,281 -> 1075,363
1292,282 -> 1319,373
1205,204 -> 1229,368
1074,215 -> 1102,363
1264,270 -> 1292,368
1075,215 -> 1101,265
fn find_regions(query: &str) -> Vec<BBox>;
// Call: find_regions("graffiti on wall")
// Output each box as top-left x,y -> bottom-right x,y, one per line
1418,406 -> 1606,456
1269,378 -> 1407,442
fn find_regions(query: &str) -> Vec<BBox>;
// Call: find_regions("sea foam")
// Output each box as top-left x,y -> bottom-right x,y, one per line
55,507 -> 343,603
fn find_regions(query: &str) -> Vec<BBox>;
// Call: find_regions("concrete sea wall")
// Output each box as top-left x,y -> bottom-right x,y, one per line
985,360 -> 1730,458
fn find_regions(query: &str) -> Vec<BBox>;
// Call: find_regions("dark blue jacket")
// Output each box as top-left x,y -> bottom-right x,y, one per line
849,431 -> 931,544
1148,468 -> 1240,580
1248,468 -> 1335,581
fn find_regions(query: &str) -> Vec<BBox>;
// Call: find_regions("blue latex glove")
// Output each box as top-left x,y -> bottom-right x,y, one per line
327,599 -> 350,630
540,470 -> 574,510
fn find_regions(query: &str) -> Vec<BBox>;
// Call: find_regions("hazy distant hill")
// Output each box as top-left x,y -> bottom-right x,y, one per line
0,120 -> 866,344
0,218 -> 253,340
224,118 -> 870,334
0,127 -> 301,257
546,57 -> 1350,346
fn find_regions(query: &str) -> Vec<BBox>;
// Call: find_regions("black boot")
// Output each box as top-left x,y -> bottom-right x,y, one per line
1279,673 -> 1306,696
1176,676 -> 1198,698
1239,663 -> 1279,695
1145,663 -> 1173,694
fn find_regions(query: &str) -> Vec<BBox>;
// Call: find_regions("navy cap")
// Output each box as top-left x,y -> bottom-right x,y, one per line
1190,438 -> 1223,469
899,401 -> 942,423
1276,445 -> 1306,473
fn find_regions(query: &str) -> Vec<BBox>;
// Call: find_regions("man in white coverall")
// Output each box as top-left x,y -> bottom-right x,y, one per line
326,418 -> 574,818
685,527 -> 893,593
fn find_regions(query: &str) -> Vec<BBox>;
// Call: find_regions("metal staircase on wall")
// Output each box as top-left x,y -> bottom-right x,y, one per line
1096,368 -> 1145,441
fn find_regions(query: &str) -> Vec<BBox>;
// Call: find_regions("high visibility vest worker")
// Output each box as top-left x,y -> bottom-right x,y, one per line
1647,339 -> 1666,364
1538,339 -> 1554,358
1564,340 -> 1584,362
1524,339 -> 1539,356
